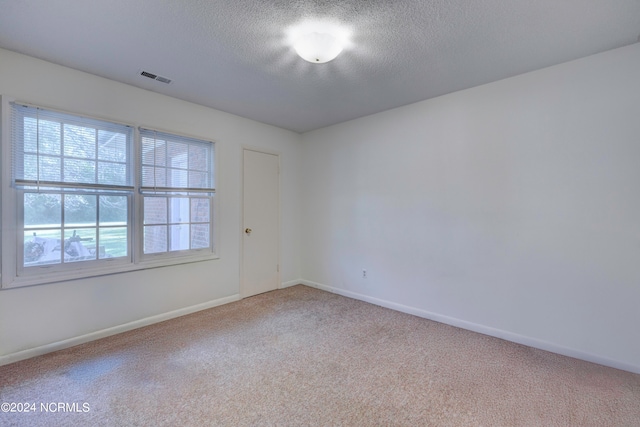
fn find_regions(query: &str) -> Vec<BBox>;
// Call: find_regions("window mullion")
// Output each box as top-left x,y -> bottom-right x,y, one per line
94,127 -> 99,185
96,195 -> 101,260
60,120 -> 65,186
60,194 -> 65,265
162,133 -> 167,190
165,195 -> 170,251
188,196 -> 192,250
35,108 -> 40,188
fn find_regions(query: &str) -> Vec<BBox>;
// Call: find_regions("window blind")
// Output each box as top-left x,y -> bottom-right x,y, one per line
139,128 -> 215,194
11,103 -> 133,191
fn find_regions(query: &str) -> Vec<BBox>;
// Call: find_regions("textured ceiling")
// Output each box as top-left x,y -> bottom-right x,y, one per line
1,0 -> 639,133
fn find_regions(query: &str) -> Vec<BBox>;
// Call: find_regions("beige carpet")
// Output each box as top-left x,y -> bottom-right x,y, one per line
1,285 -> 639,426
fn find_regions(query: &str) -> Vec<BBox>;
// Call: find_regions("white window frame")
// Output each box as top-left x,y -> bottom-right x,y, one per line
0,96 -> 219,289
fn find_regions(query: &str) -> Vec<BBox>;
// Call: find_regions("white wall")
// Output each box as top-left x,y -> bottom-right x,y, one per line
301,43 -> 640,373
0,48 -> 302,362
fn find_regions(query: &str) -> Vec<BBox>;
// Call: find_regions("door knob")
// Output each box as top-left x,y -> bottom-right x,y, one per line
245,228 -> 252,234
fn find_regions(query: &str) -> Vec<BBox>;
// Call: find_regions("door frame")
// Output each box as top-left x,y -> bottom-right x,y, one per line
240,146 -> 281,298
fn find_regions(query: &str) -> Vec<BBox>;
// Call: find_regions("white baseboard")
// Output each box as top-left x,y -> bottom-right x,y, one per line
0,294 -> 241,367
300,280 -> 640,375
280,279 -> 302,289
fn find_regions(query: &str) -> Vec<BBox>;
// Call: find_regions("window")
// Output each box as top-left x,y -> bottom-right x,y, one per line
140,129 -> 215,257
12,104 -> 133,272
2,100 -> 216,288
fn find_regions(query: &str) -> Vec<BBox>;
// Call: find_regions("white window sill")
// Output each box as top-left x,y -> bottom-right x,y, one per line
1,253 -> 220,289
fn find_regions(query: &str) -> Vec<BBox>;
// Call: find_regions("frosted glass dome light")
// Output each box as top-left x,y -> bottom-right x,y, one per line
294,31 -> 344,63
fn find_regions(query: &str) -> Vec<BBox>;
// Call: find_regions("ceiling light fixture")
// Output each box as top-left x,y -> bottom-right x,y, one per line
288,21 -> 350,64
294,32 -> 343,63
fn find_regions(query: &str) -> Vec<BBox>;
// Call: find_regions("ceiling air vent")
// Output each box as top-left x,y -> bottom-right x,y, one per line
140,70 -> 172,84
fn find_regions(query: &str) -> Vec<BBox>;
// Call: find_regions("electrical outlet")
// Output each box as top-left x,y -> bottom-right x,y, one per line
362,269 -> 367,279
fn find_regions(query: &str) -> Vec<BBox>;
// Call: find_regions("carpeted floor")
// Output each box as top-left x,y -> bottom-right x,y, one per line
1,285 -> 639,426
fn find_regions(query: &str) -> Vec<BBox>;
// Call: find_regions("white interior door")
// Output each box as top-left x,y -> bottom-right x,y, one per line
242,149 -> 280,297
